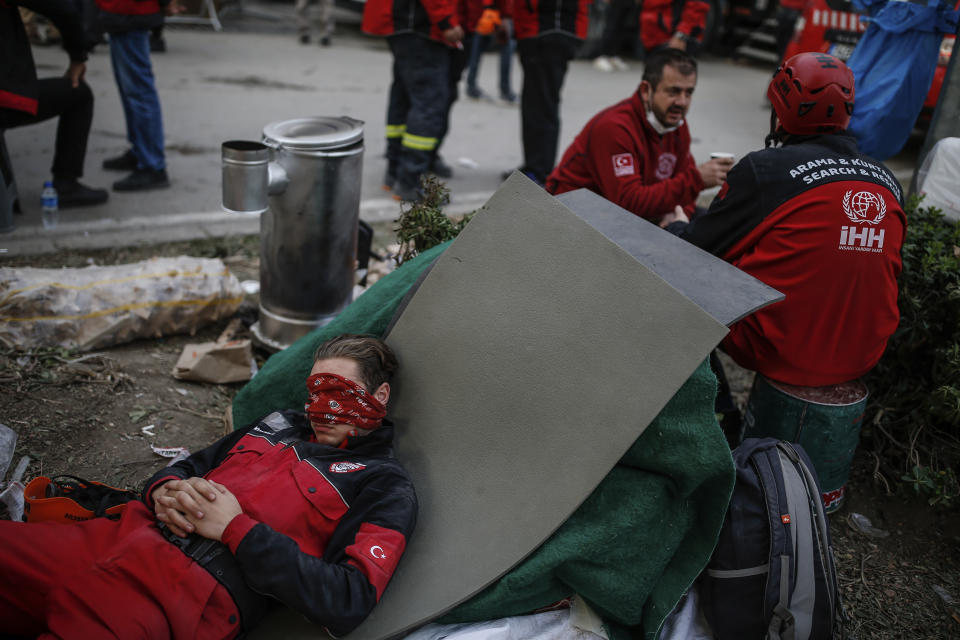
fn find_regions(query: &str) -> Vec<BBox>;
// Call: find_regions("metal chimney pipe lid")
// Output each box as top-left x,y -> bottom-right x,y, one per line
261,116 -> 364,151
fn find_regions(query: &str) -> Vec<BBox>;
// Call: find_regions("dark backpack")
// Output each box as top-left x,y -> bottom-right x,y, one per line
702,438 -> 845,639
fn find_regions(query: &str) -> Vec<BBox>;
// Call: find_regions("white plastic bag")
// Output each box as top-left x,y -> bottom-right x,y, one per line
916,137 -> 960,222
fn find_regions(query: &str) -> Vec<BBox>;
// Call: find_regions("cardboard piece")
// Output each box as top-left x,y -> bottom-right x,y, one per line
555,189 -> 784,326
250,173 -> 729,639
172,339 -> 254,384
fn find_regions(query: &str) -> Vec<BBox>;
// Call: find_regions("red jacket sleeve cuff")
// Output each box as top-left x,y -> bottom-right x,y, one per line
143,475 -> 180,507
222,513 -> 259,553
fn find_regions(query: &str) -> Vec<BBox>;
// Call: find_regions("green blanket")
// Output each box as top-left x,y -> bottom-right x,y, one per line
232,242 -> 734,639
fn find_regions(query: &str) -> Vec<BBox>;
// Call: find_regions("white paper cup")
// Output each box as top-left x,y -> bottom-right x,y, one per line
710,152 -> 735,161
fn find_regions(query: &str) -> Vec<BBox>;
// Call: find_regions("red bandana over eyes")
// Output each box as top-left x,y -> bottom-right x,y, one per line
304,373 -> 386,431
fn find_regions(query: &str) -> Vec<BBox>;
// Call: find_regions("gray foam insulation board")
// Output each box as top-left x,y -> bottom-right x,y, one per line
555,189 -> 784,326
250,173 -> 729,639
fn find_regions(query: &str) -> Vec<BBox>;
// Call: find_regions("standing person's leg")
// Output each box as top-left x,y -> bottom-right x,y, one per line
516,33 -> 576,185
108,29 -> 169,191
0,77 -> 108,206
431,45 -> 467,179
295,0 -> 311,43
317,0 -> 334,46
384,38 -> 412,190
391,36 -> 450,200
498,36 -> 517,102
604,0 -> 634,70
465,32 -> 488,98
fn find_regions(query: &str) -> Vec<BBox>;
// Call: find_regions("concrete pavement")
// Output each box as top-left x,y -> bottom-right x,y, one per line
2,12 -> 917,257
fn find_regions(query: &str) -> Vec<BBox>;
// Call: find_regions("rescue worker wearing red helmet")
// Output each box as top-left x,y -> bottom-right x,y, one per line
663,52 -> 906,391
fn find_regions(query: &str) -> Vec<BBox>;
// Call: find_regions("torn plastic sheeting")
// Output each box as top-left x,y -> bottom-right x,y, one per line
0,257 -> 244,351
917,137 -> 960,222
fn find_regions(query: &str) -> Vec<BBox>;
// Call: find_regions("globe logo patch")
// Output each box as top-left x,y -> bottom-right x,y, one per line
842,190 -> 886,225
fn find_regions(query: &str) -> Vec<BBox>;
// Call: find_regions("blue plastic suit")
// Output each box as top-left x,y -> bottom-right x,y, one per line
846,0 -> 959,161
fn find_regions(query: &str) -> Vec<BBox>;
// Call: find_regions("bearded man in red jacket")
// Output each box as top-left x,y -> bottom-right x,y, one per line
547,48 -> 732,222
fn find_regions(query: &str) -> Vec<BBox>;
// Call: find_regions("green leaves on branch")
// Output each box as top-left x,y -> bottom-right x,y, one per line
394,176 -> 472,266
866,196 -> 960,508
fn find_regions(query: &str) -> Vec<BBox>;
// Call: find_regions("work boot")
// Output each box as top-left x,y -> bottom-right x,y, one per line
53,179 -> 109,208
429,155 -> 454,179
391,181 -> 422,203
299,33 -> 310,44
113,168 -> 170,192
102,150 -> 138,171
382,169 -> 396,191
320,36 -> 331,46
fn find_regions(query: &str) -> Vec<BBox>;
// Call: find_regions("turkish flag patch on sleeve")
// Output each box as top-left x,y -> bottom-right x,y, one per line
346,522 -> 407,599
612,152 -> 636,177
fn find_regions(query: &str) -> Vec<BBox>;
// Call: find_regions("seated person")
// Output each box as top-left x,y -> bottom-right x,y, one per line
546,48 -> 731,223
663,53 -> 906,388
0,334 -> 417,638
1,0 -> 108,207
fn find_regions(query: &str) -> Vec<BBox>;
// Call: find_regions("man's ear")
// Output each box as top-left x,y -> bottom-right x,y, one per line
639,81 -> 652,103
374,382 -> 390,406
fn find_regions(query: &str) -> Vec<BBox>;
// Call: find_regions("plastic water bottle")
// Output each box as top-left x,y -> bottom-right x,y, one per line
41,181 -> 59,230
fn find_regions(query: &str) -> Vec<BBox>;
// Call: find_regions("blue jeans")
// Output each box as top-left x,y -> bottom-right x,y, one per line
109,30 -> 165,171
465,33 -> 515,98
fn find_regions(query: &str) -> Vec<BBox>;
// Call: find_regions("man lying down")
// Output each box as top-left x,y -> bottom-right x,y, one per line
0,334 -> 417,639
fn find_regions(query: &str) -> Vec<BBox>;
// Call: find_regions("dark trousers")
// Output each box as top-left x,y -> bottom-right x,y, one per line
385,34 -> 451,190
436,45 -> 468,160
517,34 -> 578,184
600,0 -> 638,57
0,77 -> 94,181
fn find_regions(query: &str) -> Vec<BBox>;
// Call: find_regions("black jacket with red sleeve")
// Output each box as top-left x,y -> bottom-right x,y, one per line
143,410 -> 418,637
1,0 -> 88,115
668,133 -> 906,386
362,0 -> 460,43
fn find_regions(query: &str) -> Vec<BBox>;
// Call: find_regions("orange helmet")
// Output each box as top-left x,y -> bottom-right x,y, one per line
767,53 -> 855,135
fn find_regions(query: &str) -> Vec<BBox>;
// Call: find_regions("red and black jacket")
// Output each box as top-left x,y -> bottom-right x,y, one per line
95,0 -> 165,34
1,0 -> 88,116
546,91 -> 704,219
144,410 -> 418,637
362,0 -> 460,44
668,133 -> 906,386
513,0 -> 590,40
639,0 -> 709,50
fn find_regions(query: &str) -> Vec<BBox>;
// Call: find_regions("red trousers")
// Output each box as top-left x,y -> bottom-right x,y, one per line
0,501 -> 240,639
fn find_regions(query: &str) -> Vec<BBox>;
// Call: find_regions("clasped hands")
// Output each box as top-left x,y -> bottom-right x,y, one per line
151,477 -> 242,542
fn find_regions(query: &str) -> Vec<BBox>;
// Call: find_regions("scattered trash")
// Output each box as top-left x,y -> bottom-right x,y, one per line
173,317 -> 255,384
150,445 -> 191,467
0,423 -> 16,479
457,157 -> 479,169
0,425 -> 30,521
240,280 -> 260,295
141,424 -> 156,436
174,388 -> 189,397
847,512 -> 890,538
0,257 -> 243,351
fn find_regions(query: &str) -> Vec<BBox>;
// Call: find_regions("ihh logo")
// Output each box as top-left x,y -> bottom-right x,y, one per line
839,226 -> 884,250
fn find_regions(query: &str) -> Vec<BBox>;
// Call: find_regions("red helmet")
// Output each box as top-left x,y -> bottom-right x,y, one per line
767,53 -> 855,135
